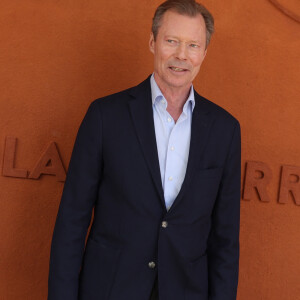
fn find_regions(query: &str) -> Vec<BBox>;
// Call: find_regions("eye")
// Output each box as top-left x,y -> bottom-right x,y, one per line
190,44 -> 199,48
167,39 -> 176,44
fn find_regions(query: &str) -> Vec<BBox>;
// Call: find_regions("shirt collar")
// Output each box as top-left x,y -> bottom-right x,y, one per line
150,73 -> 195,112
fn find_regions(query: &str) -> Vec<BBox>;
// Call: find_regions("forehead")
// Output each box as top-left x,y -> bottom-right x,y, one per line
158,10 -> 206,42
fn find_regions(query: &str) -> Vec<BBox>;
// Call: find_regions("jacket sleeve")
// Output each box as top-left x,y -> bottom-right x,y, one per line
48,100 -> 103,300
207,120 -> 241,300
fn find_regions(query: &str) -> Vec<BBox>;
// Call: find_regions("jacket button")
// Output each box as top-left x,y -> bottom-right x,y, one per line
161,221 -> 168,228
148,261 -> 156,269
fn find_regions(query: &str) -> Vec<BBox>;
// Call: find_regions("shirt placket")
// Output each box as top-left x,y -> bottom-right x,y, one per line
163,106 -> 188,210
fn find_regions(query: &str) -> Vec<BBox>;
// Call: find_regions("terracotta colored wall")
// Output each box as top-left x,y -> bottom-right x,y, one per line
1,0 -> 299,299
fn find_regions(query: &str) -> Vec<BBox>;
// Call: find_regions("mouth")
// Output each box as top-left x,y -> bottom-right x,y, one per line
169,66 -> 188,72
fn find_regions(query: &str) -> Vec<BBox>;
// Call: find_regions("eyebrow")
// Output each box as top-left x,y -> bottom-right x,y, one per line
165,35 -> 201,44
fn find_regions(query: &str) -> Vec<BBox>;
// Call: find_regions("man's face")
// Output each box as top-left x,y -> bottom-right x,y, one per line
149,10 -> 207,91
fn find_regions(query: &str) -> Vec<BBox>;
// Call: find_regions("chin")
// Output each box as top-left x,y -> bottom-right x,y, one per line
155,72 -> 191,89
166,77 -> 190,88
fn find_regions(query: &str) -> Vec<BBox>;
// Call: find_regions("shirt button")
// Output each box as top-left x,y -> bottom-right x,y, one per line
148,261 -> 156,269
162,100 -> 166,104
162,221 -> 168,228
168,176 -> 173,181
167,117 -> 172,122
170,146 -> 174,151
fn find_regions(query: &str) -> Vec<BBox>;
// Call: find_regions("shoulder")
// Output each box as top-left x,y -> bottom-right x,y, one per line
195,91 -> 240,129
89,77 -> 151,111
89,87 -> 133,111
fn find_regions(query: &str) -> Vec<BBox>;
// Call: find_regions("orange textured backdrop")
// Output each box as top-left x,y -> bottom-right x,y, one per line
0,0 -> 299,299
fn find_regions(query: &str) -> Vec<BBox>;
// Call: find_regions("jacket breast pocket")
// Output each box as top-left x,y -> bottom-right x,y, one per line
195,166 -> 223,178
79,238 -> 122,300
189,167 -> 223,218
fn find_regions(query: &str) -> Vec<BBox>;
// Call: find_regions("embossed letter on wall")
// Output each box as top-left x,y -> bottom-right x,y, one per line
243,161 -> 300,205
2,136 -> 66,182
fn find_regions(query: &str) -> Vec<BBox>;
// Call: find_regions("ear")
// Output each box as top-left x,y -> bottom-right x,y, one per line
149,32 -> 155,54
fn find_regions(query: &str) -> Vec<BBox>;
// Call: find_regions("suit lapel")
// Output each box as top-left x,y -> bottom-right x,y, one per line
128,77 -> 167,212
128,77 -> 214,214
167,91 -> 214,214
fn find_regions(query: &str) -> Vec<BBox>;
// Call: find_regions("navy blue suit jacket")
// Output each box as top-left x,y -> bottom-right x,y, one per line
48,76 -> 241,300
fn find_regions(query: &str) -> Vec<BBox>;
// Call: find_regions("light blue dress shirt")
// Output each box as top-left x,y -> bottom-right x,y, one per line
150,74 -> 195,210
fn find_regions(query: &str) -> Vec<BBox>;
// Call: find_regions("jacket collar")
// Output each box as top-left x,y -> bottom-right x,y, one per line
128,76 -> 214,214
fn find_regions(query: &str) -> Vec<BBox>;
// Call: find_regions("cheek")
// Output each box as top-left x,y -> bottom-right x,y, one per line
156,47 -> 174,62
190,54 -> 205,69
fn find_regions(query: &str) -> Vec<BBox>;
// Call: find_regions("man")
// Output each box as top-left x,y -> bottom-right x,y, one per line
48,1 -> 241,300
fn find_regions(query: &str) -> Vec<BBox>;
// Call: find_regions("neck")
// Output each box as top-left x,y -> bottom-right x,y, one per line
153,73 -> 192,111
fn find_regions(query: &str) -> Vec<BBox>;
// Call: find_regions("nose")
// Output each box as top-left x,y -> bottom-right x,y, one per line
175,43 -> 187,60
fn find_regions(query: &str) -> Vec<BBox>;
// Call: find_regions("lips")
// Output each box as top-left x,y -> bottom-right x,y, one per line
169,66 -> 188,72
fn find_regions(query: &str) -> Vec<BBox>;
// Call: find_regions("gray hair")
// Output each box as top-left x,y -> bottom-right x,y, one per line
152,0 -> 214,48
